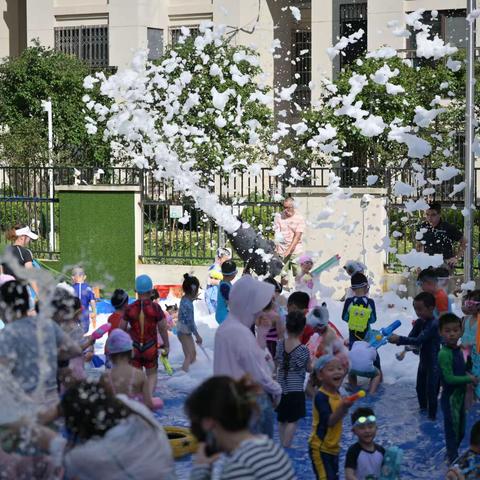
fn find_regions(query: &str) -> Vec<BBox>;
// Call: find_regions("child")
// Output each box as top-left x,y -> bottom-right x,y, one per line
417,268 -> 449,317
389,292 -> 441,419
164,304 -> 178,331
71,266 -> 97,333
343,261 -> 366,300
461,290 -> 480,399
100,329 -> 156,410
287,291 -> 313,344
438,313 -> 479,463
215,260 -> 237,325
447,420 -> 480,479
342,273 -> 377,348
345,407 -> 385,480
295,254 -> 315,305
256,277 -> 286,358
348,339 -> 381,395
108,288 -> 129,335
122,274 -> 169,395
309,354 -> 354,480
178,273 -> 203,372
205,246 -> 231,314
275,311 -> 312,447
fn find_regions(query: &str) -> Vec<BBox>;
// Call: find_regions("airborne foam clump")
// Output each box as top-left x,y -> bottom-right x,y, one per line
396,250 -> 444,269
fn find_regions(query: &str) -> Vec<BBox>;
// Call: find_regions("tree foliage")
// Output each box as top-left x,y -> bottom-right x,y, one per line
291,54 -> 466,169
0,44 -> 109,167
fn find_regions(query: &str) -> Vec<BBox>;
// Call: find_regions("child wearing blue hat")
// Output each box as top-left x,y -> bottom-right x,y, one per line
122,274 -> 169,395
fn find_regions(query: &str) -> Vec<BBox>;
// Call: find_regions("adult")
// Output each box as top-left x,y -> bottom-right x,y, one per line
186,376 -> 295,480
213,275 -> 281,438
205,247 -> 231,314
274,197 -> 305,283
416,202 -> 466,270
2,224 -> 38,277
2,224 -> 39,298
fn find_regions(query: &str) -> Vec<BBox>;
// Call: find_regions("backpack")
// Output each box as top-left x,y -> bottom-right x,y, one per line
348,303 -> 372,332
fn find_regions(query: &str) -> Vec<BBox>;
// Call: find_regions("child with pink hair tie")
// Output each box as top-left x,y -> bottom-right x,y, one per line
295,254 -> 316,308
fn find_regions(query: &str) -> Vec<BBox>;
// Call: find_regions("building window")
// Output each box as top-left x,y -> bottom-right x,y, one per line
148,28 -> 164,61
169,25 -> 200,46
292,29 -> 311,108
54,25 -> 109,68
339,3 -> 367,70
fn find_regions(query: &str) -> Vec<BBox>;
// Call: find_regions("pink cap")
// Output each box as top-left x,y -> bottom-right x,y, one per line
105,329 -> 133,355
298,254 -> 313,265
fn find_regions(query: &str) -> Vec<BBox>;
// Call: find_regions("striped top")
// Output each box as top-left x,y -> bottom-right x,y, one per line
276,341 -> 310,393
190,436 -> 295,480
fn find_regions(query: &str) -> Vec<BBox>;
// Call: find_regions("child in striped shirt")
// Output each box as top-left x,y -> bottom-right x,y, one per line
276,311 -> 312,447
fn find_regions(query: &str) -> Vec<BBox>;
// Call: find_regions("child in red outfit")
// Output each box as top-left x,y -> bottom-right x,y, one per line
121,275 -> 169,395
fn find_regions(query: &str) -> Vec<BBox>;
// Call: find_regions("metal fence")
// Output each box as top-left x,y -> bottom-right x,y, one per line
0,165 -> 478,270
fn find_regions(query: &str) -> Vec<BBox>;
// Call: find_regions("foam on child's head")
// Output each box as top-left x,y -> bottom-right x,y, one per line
314,353 -> 336,372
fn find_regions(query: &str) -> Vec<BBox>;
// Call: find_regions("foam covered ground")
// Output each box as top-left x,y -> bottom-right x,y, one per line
90,293 -> 477,479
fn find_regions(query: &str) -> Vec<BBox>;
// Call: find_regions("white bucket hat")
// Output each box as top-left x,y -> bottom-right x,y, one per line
15,226 -> 38,240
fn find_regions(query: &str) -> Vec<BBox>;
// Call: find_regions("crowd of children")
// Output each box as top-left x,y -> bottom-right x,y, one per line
1,253 -> 480,479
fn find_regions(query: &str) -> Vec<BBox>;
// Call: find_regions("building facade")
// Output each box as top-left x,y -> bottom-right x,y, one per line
0,0 -> 473,104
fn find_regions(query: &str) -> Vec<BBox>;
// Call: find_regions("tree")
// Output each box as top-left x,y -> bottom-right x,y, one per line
0,44 -> 109,167
289,54 -> 465,171
85,26 -> 273,179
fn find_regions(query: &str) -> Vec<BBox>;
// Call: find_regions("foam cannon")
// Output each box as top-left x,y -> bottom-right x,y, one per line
227,221 -> 283,277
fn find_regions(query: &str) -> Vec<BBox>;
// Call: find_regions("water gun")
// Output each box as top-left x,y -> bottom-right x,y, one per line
369,320 -> 401,349
311,254 -> 341,276
379,446 -> 403,480
160,350 -> 173,375
91,355 -> 105,368
345,390 -> 366,403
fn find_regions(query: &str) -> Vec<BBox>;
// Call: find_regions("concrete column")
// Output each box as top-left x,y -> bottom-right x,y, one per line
312,0 -> 333,88
26,0 -> 54,48
369,0 -> 405,52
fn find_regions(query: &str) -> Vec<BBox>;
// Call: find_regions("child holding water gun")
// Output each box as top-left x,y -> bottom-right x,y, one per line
178,273 -> 203,372
295,254 -> 316,305
309,354 -> 355,480
275,311 -> 312,447
345,407 -> 385,480
100,329 -> 158,410
389,292 -> 441,420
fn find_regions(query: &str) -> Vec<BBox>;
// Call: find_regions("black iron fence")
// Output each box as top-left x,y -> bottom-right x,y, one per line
0,165 -> 478,270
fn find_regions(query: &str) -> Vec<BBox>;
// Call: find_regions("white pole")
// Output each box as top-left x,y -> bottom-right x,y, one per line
464,0 -> 476,283
41,99 -> 54,255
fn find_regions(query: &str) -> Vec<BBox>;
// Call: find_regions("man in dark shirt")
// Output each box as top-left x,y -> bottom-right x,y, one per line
416,202 -> 466,269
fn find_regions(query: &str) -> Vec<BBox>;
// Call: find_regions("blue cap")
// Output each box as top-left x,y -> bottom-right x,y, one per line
135,274 -> 153,294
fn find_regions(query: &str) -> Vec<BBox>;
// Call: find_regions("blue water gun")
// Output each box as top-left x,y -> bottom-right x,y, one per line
369,320 -> 401,349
